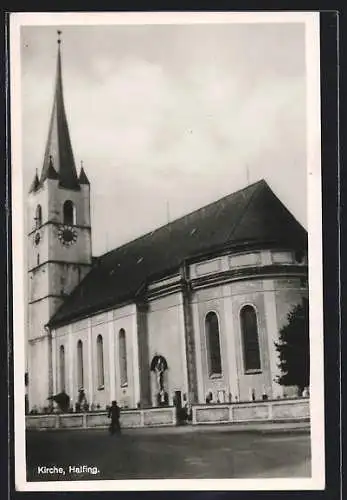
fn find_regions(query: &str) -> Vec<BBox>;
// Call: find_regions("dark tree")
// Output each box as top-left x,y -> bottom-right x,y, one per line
275,298 -> 310,395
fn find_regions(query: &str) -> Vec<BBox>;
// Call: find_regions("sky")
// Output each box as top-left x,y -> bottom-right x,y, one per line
21,20 -> 308,257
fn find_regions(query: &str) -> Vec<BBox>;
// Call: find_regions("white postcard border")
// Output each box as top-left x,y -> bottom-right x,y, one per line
10,10 -> 324,492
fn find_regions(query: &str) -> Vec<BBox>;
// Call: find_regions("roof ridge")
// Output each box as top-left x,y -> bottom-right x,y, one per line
99,179 -> 266,259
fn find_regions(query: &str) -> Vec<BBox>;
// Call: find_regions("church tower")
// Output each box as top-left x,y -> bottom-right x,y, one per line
27,33 -> 92,410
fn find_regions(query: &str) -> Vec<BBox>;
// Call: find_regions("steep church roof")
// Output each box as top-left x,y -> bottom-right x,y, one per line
39,37 -> 80,190
48,179 -> 307,327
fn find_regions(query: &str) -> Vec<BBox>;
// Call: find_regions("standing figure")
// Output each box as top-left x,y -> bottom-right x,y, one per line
150,354 -> 169,406
78,388 -> 87,406
150,354 -> 168,391
108,400 -> 121,435
156,357 -> 165,391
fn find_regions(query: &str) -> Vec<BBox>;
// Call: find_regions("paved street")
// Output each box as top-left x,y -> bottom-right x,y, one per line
26,425 -> 311,481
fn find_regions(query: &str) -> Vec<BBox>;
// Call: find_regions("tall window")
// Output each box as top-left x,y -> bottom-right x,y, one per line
59,345 -> 66,391
96,335 -> 105,388
240,305 -> 261,372
63,200 -> 76,225
205,312 -> 222,376
35,204 -> 42,228
119,329 -> 128,386
77,340 -> 84,388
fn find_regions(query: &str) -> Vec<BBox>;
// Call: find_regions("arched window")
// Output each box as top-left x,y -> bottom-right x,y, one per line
240,305 -> 261,372
96,335 -> 105,388
63,200 -> 76,225
35,204 -> 42,228
205,312 -> 222,377
59,345 -> 66,391
77,340 -> 84,389
119,329 -> 128,386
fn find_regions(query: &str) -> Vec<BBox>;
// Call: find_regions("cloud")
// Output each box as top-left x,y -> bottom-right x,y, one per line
21,23 -> 308,254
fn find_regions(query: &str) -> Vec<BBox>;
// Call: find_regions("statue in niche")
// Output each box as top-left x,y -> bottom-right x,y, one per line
150,354 -> 168,405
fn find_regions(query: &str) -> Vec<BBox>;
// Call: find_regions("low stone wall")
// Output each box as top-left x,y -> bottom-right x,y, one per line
26,399 -> 309,430
26,406 -> 177,431
192,398 -> 310,425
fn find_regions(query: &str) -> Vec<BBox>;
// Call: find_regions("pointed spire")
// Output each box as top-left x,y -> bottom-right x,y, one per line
40,31 -> 80,190
78,160 -> 90,185
29,169 -> 40,193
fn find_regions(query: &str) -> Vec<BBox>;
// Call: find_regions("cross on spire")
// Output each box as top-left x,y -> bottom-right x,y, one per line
57,30 -> 62,45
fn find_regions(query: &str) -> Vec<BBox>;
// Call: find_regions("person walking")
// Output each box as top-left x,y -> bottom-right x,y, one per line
108,400 -> 121,435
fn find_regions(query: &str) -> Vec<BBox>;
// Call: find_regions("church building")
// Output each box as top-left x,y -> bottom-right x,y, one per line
26,37 -> 308,413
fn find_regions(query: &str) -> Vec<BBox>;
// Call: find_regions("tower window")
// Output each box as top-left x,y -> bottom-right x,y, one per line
240,305 -> 261,372
77,340 -> 84,389
96,334 -> 105,388
35,205 -> 42,228
63,200 -> 76,225
119,329 -> 128,387
205,311 -> 222,377
59,345 -> 66,392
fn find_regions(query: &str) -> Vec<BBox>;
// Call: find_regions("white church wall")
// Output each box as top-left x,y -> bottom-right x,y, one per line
27,336 -> 51,410
188,249 -> 308,404
53,326 -> 69,396
191,297 -> 204,403
54,321 -> 90,409
147,293 -> 187,406
229,279 -> 273,402
111,304 -> 138,409
229,252 -> 262,268
221,284 -> 240,402
72,326 -> 89,406
91,317 -> 110,410
51,304 -> 139,411
190,255 -> 229,279
262,279 -> 283,398
191,285 -> 232,404
191,277 -> 277,404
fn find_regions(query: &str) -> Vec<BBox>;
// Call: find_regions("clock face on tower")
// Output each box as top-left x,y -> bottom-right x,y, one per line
57,225 -> 78,247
